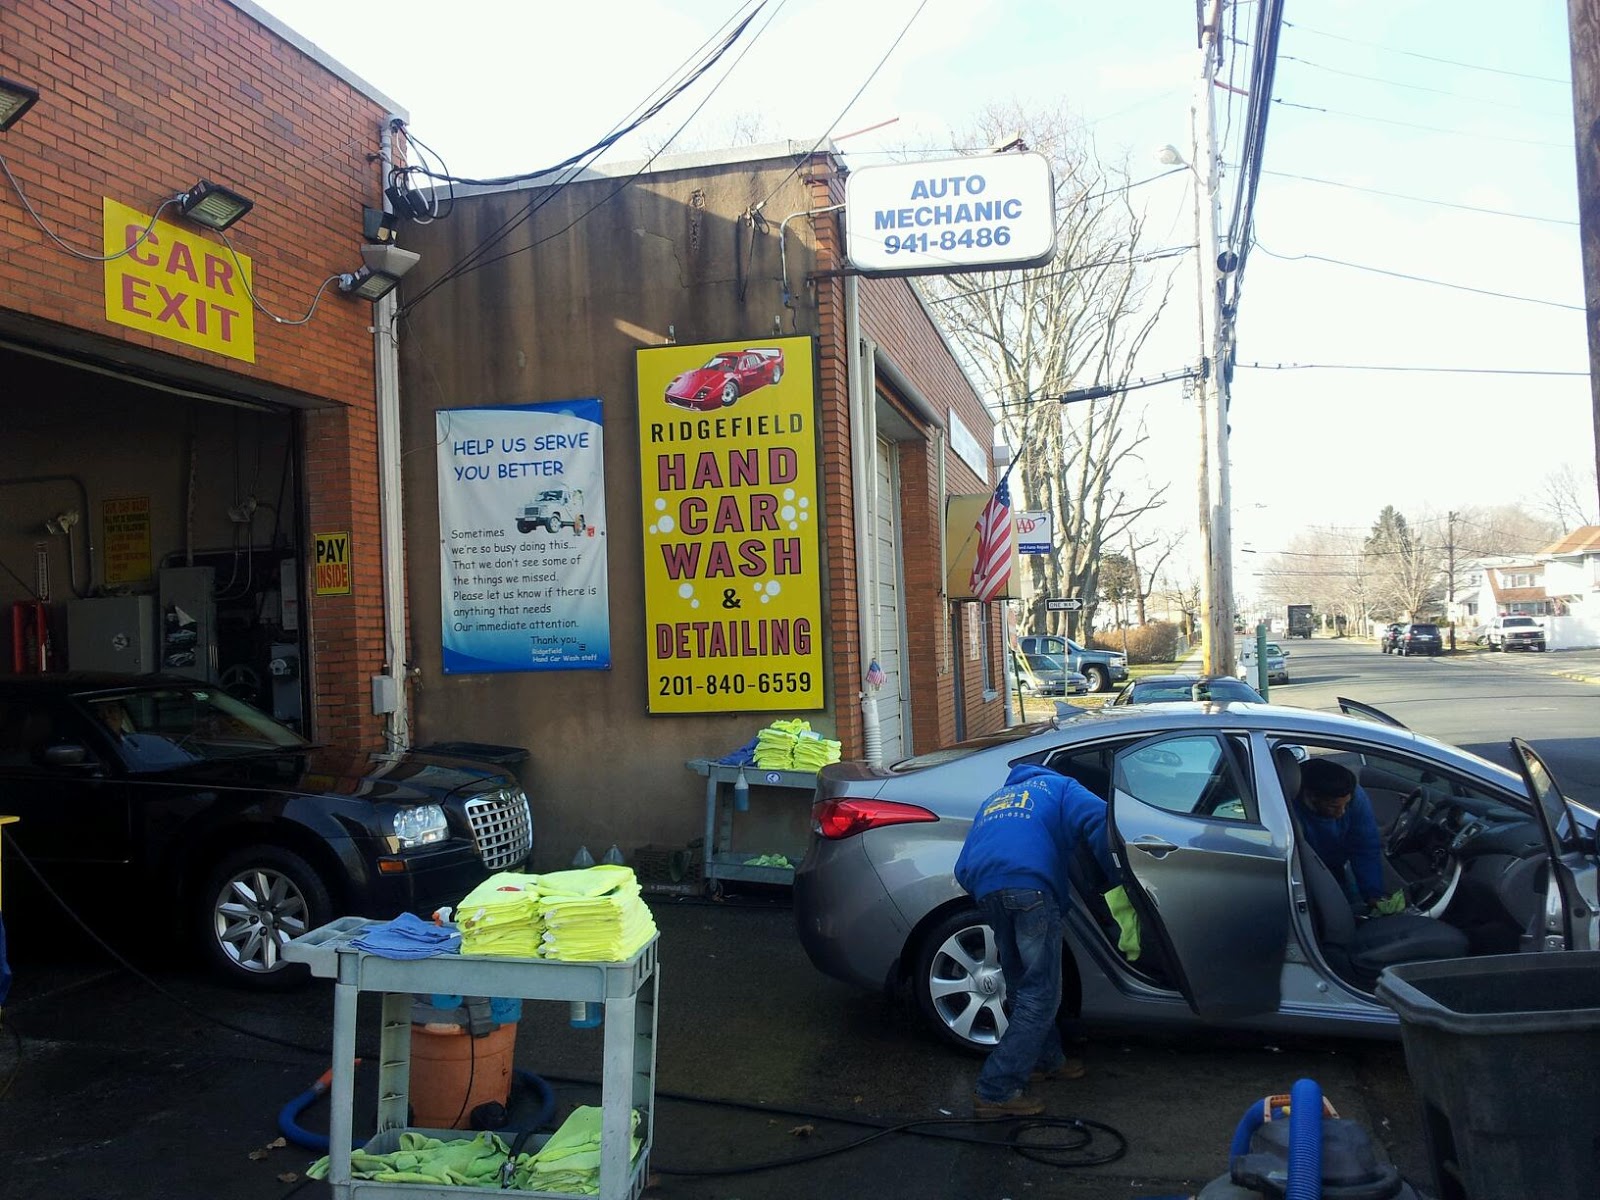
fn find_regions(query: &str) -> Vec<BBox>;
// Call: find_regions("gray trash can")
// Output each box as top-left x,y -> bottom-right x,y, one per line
1375,952 -> 1600,1200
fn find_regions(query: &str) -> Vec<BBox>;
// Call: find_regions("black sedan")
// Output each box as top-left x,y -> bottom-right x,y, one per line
0,675 -> 534,988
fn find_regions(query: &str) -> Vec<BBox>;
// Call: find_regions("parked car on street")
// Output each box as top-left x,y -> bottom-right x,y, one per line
1016,634 -> 1127,693
794,699 -> 1596,1051
0,675 -> 535,989
1112,674 -> 1263,705
663,347 -> 785,410
1483,615 -> 1547,652
1018,652 -> 1090,697
1237,641 -> 1290,685
1376,623 -> 1402,653
1396,622 -> 1443,656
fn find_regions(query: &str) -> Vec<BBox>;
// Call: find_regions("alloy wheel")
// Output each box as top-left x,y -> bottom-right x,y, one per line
211,865 -> 312,974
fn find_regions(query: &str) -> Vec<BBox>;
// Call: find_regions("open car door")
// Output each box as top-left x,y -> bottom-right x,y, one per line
1108,732 -> 1287,1017
1510,738 -> 1598,952
1336,698 -> 1409,730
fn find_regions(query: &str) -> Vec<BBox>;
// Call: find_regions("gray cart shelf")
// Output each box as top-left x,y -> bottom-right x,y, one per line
285,917 -> 658,1200
688,758 -> 817,888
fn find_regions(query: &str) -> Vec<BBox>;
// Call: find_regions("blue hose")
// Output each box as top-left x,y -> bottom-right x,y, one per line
1285,1077 -> 1323,1200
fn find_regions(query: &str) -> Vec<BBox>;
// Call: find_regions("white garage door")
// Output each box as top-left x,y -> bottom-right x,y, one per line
873,439 -> 909,762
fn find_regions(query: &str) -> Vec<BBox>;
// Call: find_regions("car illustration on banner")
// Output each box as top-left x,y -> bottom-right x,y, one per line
664,348 -> 785,410
516,487 -> 585,535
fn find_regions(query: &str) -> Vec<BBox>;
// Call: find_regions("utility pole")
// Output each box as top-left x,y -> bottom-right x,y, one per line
1568,0 -> 1600,518
1193,0 -> 1236,674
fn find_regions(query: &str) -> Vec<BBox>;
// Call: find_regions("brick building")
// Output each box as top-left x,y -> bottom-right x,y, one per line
0,0 -> 401,740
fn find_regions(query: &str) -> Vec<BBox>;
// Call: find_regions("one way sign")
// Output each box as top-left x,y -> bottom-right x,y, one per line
1045,597 -> 1083,612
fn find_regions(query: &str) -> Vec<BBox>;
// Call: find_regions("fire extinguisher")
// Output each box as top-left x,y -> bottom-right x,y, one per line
10,600 -> 50,673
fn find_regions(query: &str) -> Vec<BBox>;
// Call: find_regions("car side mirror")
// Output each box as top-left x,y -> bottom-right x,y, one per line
40,743 -> 92,767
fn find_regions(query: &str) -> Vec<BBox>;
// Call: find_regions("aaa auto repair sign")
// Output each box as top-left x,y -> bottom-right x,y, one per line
845,152 -> 1057,275
636,336 -> 823,714
102,199 -> 255,362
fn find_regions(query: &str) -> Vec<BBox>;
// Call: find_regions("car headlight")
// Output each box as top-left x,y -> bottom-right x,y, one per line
394,803 -> 448,848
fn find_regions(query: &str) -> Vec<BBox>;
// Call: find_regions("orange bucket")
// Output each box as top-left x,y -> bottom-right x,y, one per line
408,1021 -> 518,1129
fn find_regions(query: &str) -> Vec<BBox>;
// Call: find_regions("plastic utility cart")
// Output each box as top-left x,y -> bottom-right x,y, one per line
285,917 -> 658,1200
687,758 -> 816,890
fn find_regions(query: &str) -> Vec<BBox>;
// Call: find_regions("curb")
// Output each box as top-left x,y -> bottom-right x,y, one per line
1439,650 -> 1600,687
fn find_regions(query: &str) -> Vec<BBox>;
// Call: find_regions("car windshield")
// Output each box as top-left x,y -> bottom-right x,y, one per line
1503,618 -> 1537,627
537,490 -> 564,501
85,687 -> 306,769
704,355 -> 735,368
1027,654 -> 1065,672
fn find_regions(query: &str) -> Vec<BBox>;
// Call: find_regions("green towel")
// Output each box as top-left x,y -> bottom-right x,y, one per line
308,1131 -> 510,1185
1104,885 -> 1142,961
1372,889 -> 1407,916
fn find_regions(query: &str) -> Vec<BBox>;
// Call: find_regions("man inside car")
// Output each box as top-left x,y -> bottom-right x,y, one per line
1294,759 -> 1405,915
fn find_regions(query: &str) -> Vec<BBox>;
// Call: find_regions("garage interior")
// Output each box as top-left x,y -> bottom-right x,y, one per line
0,342 -> 309,729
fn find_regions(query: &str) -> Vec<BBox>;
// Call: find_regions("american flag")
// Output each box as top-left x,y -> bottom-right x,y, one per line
968,477 -> 1013,602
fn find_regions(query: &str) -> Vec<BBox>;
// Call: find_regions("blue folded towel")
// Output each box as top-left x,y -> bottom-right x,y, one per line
350,912 -> 461,959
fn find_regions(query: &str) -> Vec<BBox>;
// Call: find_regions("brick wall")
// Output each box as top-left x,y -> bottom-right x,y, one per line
0,0 -> 393,741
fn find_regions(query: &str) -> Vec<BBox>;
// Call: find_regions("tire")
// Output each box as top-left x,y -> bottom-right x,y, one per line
516,520 -> 534,534
571,514 -> 585,534
543,517 -> 558,533
195,845 -> 331,990
770,364 -> 784,384
912,909 -> 1009,1053
720,381 -> 739,406
1083,665 -> 1109,692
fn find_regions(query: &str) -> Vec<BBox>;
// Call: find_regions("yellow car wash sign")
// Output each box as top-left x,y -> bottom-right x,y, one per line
313,531 -> 352,596
102,198 -> 256,363
636,336 -> 823,714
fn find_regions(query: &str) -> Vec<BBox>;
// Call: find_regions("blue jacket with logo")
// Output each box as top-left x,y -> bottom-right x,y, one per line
954,763 -> 1115,910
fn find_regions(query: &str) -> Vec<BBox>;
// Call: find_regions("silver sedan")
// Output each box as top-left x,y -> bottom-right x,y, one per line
794,699 -> 1597,1052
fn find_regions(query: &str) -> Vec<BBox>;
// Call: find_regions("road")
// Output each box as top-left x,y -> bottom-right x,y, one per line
2,640 -> 1595,1200
1264,637 -> 1600,807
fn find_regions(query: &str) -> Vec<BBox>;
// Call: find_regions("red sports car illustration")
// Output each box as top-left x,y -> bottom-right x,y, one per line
664,348 -> 785,410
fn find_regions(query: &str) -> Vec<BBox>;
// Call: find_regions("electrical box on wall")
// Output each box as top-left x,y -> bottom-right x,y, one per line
158,566 -> 216,681
269,642 -> 302,727
67,595 -> 154,673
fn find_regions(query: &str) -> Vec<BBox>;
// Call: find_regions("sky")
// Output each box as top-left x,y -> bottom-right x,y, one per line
248,0 -> 1595,600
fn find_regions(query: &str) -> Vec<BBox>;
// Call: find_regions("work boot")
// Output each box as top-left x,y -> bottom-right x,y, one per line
972,1090 -> 1044,1118
1029,1056 -> 1086,1082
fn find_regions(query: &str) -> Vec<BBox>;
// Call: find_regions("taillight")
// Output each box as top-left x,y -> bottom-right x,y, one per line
813,797 -> 938,840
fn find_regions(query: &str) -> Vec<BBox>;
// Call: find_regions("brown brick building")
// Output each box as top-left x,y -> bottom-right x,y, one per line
0,0 -> 401,740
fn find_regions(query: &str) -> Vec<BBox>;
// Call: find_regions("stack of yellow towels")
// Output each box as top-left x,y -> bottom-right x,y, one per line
456,871 -> 543,958
753,718 -> 809,769
507,1105 -> 642,1193
791,728 -> 841,771
535,865 -> 657,962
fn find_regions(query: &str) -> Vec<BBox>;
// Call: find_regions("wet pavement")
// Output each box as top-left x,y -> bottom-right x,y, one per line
0,887 -> 1430,1200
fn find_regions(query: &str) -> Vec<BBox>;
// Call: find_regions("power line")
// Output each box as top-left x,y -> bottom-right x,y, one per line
1238,361 -> 1587,377
1281,55 -> 1569,115
1272,98 -> 1571,149
1282,20 -> 1570,85
1260,169 -> 1577,226
1250,241 -> 1585,310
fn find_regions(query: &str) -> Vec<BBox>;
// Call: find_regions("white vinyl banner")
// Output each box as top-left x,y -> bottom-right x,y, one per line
436,400 -> 611,673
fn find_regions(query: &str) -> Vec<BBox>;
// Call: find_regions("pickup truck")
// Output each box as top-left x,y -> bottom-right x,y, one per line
1484,615 -> 1547,652
516,487 -> 585,535
1017,634 -> 1127,693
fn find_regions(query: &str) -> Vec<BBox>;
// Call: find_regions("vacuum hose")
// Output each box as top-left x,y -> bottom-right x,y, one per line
1226,1078 -> 1325,1200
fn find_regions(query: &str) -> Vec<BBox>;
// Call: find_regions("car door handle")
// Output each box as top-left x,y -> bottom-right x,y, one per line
1129,836 -> 1179,858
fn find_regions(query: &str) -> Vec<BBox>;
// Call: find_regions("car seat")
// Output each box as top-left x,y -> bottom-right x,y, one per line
1272,747 -> 1468,988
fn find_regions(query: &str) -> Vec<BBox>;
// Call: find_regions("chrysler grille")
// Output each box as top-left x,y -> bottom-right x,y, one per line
465,788 -> 534,870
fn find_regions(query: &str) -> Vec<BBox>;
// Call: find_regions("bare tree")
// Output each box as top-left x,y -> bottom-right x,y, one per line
1530,462 -> 1599,533
919,102 -> 1179,639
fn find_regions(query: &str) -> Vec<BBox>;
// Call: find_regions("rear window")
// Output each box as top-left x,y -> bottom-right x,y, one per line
1409,624 -> 1439,635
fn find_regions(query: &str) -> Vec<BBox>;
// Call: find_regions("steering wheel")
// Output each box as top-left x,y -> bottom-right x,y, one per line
1385,787 -> 1430,857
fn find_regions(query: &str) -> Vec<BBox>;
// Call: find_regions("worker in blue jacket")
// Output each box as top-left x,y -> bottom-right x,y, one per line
954,762 -> 1116,1117
1294,758 -> 1402,913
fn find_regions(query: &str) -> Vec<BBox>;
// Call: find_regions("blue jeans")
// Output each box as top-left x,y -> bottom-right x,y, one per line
974,888 -> 1065,1102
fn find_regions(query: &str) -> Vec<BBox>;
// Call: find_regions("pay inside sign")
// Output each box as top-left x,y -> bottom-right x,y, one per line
314,532 -> 352,595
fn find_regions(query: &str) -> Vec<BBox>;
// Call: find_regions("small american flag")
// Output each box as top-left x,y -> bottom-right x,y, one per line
968,477 -> 1013,602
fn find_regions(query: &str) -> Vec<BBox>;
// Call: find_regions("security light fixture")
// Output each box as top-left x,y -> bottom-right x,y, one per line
174,179 -> 254,231
0,77 -> 40,132
338,242 -> 420,302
